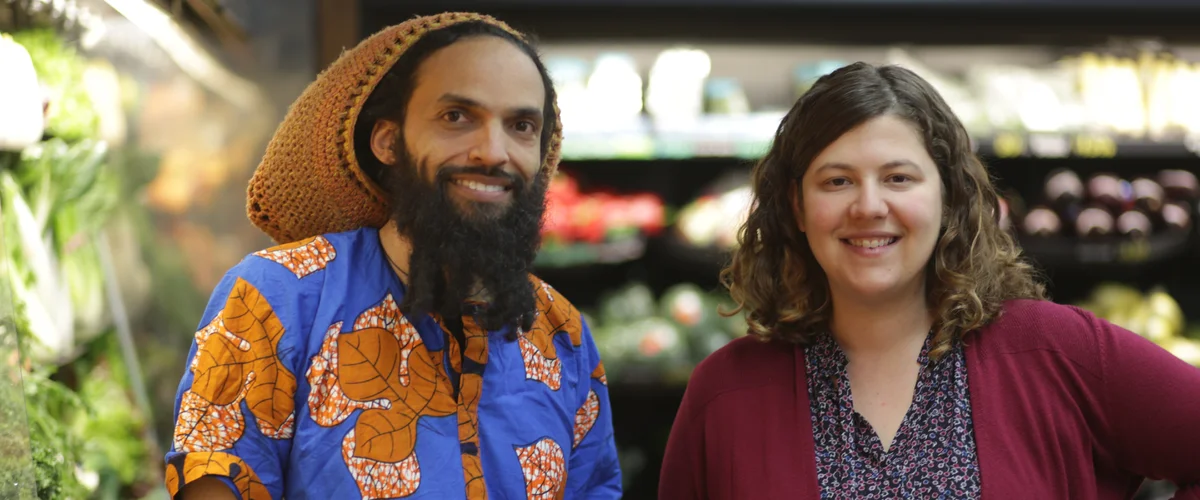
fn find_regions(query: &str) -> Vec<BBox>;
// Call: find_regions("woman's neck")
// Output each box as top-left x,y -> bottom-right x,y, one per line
828,285 -> 934,358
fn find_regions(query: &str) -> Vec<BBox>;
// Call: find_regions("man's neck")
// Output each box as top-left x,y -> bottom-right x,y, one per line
378,222 -> 489,301
378,222 -> 413,282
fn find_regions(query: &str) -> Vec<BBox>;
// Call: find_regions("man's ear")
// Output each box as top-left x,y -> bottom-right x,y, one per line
790,179 -> 805,232
370,119 -> 400,165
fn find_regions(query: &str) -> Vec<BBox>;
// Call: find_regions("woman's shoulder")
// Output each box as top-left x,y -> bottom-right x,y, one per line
684,335 -> 799,407
974,298 -> 1111,366
984,298 -> 1100,337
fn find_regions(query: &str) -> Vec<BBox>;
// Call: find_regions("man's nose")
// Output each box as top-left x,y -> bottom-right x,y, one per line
468,121 -> 510,167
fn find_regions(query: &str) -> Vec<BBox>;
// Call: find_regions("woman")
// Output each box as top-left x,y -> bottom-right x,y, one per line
658,62 -> 1200,499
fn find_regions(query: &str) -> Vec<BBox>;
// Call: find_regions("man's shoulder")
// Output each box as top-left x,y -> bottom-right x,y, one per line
528,274 -> 581,318
232,227 -> 376,283
526,275 -> 592,351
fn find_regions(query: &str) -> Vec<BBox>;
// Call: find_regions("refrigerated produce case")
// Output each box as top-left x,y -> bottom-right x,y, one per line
1,0 -> 274,498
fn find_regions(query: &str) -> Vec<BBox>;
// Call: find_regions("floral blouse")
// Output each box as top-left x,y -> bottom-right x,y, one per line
804,331 -> 982,499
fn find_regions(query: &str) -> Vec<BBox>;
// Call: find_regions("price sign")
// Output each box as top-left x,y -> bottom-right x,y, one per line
1117,240 -> 1152,263
1075,242 -> 1117,263
1185,133 -> 1200,157
1029,134 -> 1070,158
692,140 -> 737,158
991,133 -> 1026,158
1072,134 -> 1118,158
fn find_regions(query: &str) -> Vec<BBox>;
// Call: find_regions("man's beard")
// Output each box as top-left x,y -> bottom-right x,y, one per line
380,147 -> 548,333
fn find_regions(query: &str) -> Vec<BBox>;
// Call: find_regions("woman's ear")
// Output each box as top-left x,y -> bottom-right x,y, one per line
791,179 -> 805,232
370,119 -> 400,165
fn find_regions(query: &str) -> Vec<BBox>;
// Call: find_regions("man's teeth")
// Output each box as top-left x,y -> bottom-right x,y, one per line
454,179 -> 506,192
847,238 -> 896,249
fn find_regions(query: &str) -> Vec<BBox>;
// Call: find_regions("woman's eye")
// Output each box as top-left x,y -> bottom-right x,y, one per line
827,178 -> 850,187
888,174 -> 913,183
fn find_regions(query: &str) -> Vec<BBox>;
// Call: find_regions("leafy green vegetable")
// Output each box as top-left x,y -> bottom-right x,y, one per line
23,370 -> 89,500
9,30 -> 100,143
70,335 -> 151,489
1,169 -> 73,363
0,316 -> 38,500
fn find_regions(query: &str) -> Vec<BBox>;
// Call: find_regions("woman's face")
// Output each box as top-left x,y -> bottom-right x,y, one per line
796,114 -> 944,306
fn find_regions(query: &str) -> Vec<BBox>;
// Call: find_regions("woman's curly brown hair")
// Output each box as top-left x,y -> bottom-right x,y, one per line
721,62 -> 1046,361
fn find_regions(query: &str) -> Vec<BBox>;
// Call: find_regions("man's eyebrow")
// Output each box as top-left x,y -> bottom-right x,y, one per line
511,106 -> 543,121
438,93 -> 542,120
437,93 -> 482,108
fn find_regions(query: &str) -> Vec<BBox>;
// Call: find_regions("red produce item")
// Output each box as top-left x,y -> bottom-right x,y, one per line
542,200 -> 573,241
601,197 -> 632,232
571,198 -> 607,243
627,194 -> 667,234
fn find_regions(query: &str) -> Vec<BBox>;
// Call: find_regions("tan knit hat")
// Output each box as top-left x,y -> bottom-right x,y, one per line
246,12 -> 564,244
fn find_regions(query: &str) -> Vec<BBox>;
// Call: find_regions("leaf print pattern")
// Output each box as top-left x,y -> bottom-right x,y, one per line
342,429 -> 421,499
518,336 -> 561,390
306,322 -> 391,427
519,278 -> 584,390
534,279 -> 583,348
191,314 -> 250,373
440,312 -> 491,499
174,372 -> 254,452
462,453 -> 487,500
591,362 -> 608,386
515,438 -> 567,500
573,390 -> 600,449
253,235 -> 336,279
165,451 -> 271,500
306,293 -> 457,498
175,277 -> 297,451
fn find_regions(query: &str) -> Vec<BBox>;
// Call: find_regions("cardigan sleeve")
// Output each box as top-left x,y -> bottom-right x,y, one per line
659,368 -> 710,500
1078,306 -> 1200,497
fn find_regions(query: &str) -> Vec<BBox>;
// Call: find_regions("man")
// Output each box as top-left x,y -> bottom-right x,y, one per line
165,12 -> 621,499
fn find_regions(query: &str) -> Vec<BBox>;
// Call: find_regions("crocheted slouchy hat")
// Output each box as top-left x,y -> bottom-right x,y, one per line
246,12 -> 564,244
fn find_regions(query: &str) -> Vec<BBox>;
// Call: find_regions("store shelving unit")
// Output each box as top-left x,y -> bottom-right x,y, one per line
2,0 -> 275,498
352,2 -> 1200,498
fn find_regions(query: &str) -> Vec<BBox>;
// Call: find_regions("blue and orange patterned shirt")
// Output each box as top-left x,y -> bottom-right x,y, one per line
164,227 -> 621,499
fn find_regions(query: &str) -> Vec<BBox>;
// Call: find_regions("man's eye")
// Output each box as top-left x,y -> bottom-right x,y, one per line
515,121 -> 537,133
443,111 -> 465,122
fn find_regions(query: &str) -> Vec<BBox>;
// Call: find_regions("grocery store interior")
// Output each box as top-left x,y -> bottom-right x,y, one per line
2,0 -> 1199,498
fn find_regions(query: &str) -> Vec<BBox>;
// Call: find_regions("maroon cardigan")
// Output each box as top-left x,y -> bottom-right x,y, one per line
659,299 -> 1200,499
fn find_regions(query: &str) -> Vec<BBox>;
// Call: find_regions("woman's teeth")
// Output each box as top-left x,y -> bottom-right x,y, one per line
846,237 -> 897,248
454,179 -> 506,192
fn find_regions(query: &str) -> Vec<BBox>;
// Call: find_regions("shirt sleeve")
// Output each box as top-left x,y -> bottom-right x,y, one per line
164,259 -> 318,500
1080,307 -> 1200,497
564,316 -> 623,499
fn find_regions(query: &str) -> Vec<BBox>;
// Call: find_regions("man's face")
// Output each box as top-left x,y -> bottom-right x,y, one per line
400,35 -> 547,219
372,34 -> 551,331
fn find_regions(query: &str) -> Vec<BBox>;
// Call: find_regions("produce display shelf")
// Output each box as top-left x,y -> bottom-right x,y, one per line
974,133 -> 1200,160
535,237 -> 648,268
561,130 -> 1200,162
1018,231 -> 1194,268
